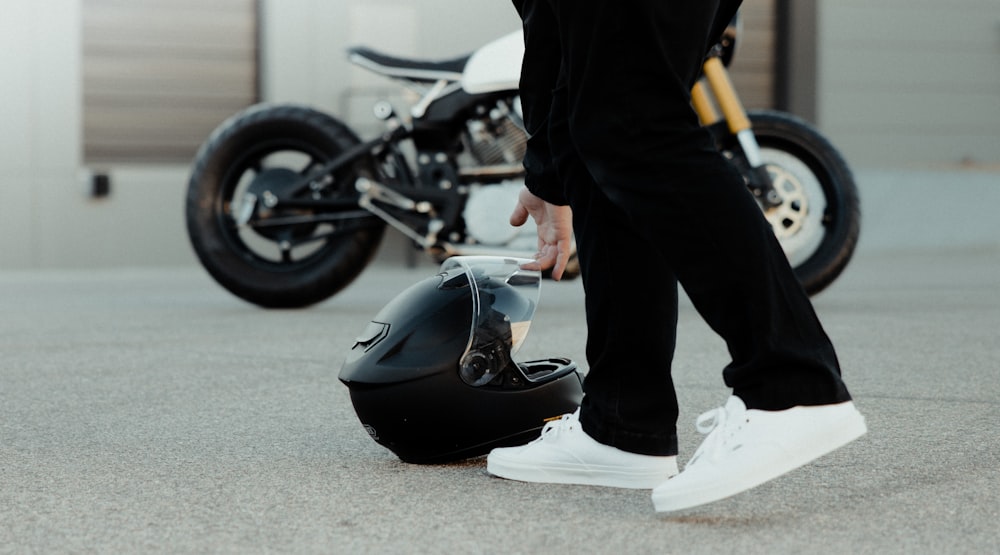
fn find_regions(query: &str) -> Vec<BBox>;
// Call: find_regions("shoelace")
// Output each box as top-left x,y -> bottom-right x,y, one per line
684,403 -> 746,468
531,411 -> 579,444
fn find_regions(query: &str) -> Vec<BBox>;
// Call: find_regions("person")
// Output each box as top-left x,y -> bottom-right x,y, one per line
485,0 -> 867,512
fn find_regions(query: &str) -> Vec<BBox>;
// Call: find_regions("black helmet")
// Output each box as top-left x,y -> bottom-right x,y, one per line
339,256 -> 583,464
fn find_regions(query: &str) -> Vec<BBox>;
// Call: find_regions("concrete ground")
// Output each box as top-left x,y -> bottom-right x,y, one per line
4,164 -> 1000,553
2,239 -> 998,553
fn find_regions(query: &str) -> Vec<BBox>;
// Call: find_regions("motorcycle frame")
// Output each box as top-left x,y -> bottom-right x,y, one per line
269,31 -> 781,251
274,79 -> 527,252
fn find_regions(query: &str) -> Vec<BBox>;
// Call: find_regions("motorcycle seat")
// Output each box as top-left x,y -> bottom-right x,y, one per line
348,46 -> 469,83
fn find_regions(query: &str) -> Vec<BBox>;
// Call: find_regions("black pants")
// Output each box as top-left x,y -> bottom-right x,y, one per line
513,0 -> 852,456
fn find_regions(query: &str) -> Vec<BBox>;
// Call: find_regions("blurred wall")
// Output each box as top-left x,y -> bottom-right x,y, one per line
1,0 -> 996,270
0,0 -> 520,270
816,0 -> 1000,168
1,1 -> 85,269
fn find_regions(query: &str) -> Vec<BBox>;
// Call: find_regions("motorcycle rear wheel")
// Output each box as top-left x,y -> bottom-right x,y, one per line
185,104 -> 386,308
728,110 -> 861,296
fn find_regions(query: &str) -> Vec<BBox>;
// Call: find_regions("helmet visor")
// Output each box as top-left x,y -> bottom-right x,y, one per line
439,256 -> 540,386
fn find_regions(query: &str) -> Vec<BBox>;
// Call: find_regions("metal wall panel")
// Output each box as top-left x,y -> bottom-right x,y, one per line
728,0 -> 777,111
817,0 -> 1000,167
81,0 -> 776,164
82,0 -> 258,164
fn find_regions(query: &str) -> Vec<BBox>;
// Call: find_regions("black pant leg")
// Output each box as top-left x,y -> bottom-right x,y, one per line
545,0 -> 851,412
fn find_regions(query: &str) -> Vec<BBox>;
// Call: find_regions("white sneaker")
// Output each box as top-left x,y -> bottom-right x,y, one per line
487,410 -> 679,489
652,396 -> 867,512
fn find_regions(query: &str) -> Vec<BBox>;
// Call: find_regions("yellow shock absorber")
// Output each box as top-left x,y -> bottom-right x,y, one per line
690,80 -> 720,126
700,55 -> 765,169
701,56 -> 751,134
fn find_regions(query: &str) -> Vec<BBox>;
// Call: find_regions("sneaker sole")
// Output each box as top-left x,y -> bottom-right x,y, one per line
651,407 -> 867,512
488,456 -> 678,490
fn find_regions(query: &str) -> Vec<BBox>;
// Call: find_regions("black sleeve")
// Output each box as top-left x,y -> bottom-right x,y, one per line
513,0 -> 569,206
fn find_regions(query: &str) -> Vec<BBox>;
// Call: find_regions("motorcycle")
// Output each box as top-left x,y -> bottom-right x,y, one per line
185,17 -> 860,308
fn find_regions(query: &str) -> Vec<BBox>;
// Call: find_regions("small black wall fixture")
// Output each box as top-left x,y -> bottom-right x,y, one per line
90,172 -> 111,198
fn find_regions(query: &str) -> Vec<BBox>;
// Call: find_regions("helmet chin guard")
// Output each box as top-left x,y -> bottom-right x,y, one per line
339,256 -> 583,464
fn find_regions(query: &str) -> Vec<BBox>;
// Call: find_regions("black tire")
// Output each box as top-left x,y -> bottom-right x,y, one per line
733,110 -> 861,296
185,104 -> 386,308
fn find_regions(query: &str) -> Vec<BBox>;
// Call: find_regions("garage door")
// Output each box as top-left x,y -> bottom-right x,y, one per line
815,0 -> 1000,166
82,0 -> 259,164
727,0 -> 777,111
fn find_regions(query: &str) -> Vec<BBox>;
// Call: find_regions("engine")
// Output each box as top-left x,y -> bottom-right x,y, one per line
462,180 -> 537,248
464,99 -> 527,166
459,99 -> 536,250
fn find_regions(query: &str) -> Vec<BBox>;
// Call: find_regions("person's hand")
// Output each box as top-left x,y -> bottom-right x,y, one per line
509,187 -> 573,280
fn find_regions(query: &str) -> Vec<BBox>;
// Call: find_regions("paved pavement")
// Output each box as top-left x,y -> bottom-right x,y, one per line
2,245 -> 999,554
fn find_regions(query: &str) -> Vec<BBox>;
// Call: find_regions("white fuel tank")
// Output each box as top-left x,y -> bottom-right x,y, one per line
461,30 -> 524,94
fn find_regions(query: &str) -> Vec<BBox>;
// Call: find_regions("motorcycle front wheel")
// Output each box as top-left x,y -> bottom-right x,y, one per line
726,110 -> 861,296
185,104 -> 386,308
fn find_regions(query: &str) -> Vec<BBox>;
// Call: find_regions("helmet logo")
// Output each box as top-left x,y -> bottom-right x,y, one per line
364,424 -> 379,440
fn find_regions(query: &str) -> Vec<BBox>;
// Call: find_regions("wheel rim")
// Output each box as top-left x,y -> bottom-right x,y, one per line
758,147 -> 827,268
216,139 -> 356,269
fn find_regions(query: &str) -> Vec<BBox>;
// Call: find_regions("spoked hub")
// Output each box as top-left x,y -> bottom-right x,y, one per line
238,167 -> 319,240
223,146 -> 354,266
757,148 -> 827,268
762,164 -> 808,240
